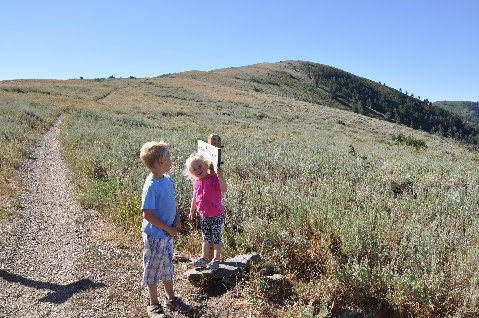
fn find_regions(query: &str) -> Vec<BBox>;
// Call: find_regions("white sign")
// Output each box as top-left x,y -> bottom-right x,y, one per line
198,140 -> 222,171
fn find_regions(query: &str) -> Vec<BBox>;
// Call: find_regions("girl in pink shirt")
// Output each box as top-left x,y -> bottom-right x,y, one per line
184,153 -> 227,270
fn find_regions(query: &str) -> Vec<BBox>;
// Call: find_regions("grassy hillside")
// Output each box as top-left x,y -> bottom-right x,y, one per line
1,62 -> 479,317
176,61 -> 479,145
434,101 -> 479,125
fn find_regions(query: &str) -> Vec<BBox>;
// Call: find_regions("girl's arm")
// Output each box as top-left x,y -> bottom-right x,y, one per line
188,196 -> 197,223
216,167 -> 227,192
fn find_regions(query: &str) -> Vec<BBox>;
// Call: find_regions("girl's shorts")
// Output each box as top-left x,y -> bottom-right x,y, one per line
200,214 -> 223,244
142,233 -> 174,285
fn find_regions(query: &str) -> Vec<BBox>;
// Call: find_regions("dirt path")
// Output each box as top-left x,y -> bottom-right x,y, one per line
0,116 -> 249,317
0,116 -> 146,317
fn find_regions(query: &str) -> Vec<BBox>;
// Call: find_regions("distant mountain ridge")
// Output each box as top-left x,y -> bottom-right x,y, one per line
433,101 -> 479,125
3,60 -> 478,145
174,61 -> 479,144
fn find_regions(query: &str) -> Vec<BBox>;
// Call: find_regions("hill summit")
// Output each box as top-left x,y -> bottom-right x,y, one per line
168,60 -> 479,145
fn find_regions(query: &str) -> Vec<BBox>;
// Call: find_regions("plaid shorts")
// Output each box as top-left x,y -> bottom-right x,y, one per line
142,233 -> 174,285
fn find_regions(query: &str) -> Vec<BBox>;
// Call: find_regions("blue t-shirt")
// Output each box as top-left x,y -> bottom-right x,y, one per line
141,174 -> 176,238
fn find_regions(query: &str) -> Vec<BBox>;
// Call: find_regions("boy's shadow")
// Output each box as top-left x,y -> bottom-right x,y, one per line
0,269 -> 105,304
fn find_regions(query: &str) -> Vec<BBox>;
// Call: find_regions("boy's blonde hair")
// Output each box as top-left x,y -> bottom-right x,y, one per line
140,141 -> 169,169
183,153 -> 212,181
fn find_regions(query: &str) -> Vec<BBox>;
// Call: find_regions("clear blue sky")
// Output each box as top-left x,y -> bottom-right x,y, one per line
2,0 -> 478,102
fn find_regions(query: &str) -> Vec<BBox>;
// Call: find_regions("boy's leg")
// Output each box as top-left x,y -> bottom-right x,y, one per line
143,233 -> 162,306
163,283 -> 192,313
143,234 -> 174,304
147,284 -> 159,305
162,280 -> 175,300
163,280 -> 192,313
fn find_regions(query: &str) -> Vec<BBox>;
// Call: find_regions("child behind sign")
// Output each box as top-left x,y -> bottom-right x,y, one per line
184,153 -> 227,270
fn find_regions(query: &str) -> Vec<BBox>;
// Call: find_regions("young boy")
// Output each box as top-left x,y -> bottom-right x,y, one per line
140,141 -> 191,317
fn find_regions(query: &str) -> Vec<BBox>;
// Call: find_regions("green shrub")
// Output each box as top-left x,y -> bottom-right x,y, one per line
393,133 -> 427,151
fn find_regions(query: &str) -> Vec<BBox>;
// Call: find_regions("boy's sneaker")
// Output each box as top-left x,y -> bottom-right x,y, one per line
147,304 -> 166,318
164,297 -> 192,313
189,257 -> 208,267
207,258 -> 220,270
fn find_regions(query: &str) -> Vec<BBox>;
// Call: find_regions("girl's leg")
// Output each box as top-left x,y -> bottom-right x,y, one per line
200,215 -> 213,260
201,242 -> 211,260
213,244 -> 221,260
212,214 -> 223,260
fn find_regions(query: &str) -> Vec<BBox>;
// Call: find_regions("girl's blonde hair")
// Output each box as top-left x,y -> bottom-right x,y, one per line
183,153 -> 212,181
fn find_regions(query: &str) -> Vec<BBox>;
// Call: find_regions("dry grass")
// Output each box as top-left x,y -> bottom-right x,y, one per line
0,88 -> 66,219
2,62 -> 479,316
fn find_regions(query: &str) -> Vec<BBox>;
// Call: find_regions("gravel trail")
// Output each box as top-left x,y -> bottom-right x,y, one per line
0,116 -> 145,317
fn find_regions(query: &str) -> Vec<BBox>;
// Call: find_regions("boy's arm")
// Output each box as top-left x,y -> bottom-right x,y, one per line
188,196 -> 196,223
173,209 -> 181,231
142,209 -> 177,236
216,167 -> 227,192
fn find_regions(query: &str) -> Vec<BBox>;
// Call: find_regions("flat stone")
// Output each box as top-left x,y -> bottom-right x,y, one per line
223,252 -> 261,267
184,252 -> 261,282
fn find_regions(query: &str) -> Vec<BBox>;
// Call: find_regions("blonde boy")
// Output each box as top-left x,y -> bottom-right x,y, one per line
140,141 -> 191,317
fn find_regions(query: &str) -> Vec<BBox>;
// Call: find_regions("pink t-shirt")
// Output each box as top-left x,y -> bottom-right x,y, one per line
193,173 -> 223,217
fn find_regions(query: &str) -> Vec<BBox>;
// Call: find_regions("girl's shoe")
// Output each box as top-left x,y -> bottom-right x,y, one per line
189,257 -> 208,267
207,258 -> 220,270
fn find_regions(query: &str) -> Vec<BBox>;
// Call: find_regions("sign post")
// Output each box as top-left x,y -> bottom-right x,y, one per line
197,136 -> 222,171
